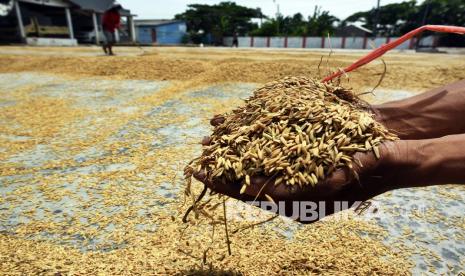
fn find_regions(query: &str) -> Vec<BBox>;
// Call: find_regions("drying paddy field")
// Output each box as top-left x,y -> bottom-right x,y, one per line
0,46 -> 464,275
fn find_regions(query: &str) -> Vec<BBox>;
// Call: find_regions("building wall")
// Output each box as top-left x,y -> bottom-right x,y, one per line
222,36 -> 436,50
345,37 -> 365,49
136,22 -> 186,45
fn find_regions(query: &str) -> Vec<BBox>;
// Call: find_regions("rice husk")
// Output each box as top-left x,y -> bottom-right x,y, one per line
186,76 -> 397,188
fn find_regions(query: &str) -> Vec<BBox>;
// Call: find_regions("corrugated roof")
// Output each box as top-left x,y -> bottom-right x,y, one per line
67,0 -> 133,15
0,0 -> 132,16
134,19 -> 184,27
68,0 -> 113,12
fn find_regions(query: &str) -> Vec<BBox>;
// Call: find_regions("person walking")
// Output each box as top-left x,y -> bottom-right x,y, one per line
102,4 -> 122,56
232,32 -> 239,48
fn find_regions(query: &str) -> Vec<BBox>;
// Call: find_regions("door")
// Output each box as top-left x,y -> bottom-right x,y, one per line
151,28 -> 156,43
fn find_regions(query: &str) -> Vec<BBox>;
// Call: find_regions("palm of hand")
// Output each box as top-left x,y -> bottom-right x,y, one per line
195,115 -> 398,222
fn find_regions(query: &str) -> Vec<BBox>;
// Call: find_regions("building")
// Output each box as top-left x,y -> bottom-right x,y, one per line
0,0 -> 136,45
335,24 -> 372,37
135,19 -> 186,45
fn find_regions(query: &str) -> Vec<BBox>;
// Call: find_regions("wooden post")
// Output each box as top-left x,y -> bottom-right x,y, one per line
115,29 -> 120,42
127,16 -> 136,43
386,36 -> 390,44
302,36 -> 306,48
362,36 -> 368,49
65,7 -> 74,39
250,36 -> 254,47
321,36 -> 325,48
266,37 -> 270,47
92,12 -> 100,45
284,36 -> 288,48
14,0 -> 26,42
341,36 -> 346,49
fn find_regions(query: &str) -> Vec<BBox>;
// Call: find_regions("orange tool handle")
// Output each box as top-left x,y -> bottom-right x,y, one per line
322,25 -> 465,83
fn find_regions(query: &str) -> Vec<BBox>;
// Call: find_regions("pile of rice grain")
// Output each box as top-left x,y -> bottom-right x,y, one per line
187,76 -> 397,190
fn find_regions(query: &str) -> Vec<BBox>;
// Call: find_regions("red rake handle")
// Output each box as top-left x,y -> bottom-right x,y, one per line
322,25 -> 465,83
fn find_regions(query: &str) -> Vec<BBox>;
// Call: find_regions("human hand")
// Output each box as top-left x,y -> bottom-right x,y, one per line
195,80 -> 465,222
372,80 -> 465,139
196,115 -> 409,223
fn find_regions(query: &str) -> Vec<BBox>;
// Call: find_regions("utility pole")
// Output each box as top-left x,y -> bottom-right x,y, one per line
373,0 -> 380,37
277,4 -> 280,35
273,0 -> 280,35
417,0 -> 431,49
421,0 -> 431,26
14,0 -> 26,42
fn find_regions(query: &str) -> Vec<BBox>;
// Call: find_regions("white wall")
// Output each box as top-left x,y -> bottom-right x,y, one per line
390,37 -> 411,50
345,37 -> 365,49
287,37 -> 302,48
238,37 -> 249,47
223,37 -> 233,46
305,37 -> 322,48
26,37 -> 77,46
270,37 -> 285,48
323,37 -> 343,49
222,35 -> 436,50
419,36 -> 434,46
253,37 -> 267,47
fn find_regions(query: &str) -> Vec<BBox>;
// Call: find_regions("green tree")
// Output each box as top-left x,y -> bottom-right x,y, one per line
175,2 -> 263,44
416,0 -> 465,46
344,0 -> 465,41
344,1 -> 418,36
250,7 -> 339,36
306,6 -> 339,36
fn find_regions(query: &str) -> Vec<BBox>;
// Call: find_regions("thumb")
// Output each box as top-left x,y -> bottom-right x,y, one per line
323,151 -> 377,192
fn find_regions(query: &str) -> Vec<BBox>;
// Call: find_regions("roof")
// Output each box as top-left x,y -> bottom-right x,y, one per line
134,19 -> 184,27
68,0 -> 114,12
0,0 -> 133,15
346,23 -> 372,34
119,8 -> 132,17
68,0 -> 133,14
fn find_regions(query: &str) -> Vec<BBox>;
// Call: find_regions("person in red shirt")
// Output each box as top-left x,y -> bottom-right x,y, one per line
102,4 -> 122,55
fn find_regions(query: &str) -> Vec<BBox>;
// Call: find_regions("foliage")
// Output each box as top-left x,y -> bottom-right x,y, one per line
344,0 -> 465,38
250,7 -> 339,36
175,1 -> 263,44
175,0 -> 464,46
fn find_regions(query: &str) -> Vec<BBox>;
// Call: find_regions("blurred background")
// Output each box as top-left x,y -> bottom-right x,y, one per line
0,0 -> 463,50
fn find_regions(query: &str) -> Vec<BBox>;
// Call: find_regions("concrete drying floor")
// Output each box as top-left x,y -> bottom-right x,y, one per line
0,47 -> 464,275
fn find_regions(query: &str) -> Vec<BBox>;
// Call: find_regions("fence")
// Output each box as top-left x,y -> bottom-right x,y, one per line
223,36 -> 436,50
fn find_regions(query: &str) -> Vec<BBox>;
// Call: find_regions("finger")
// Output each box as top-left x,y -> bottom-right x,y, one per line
193,170 -> 244,199
245,172 -> 347,201
322,150 -> 378,190
321,167 -> 353,192
193,169 -> 208,183
201,136 -> 212,146
245,176 -> 317,201
210,115 -> 225,126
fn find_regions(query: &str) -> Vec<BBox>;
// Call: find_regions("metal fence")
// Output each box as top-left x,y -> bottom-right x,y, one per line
223,36 -> 436,49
